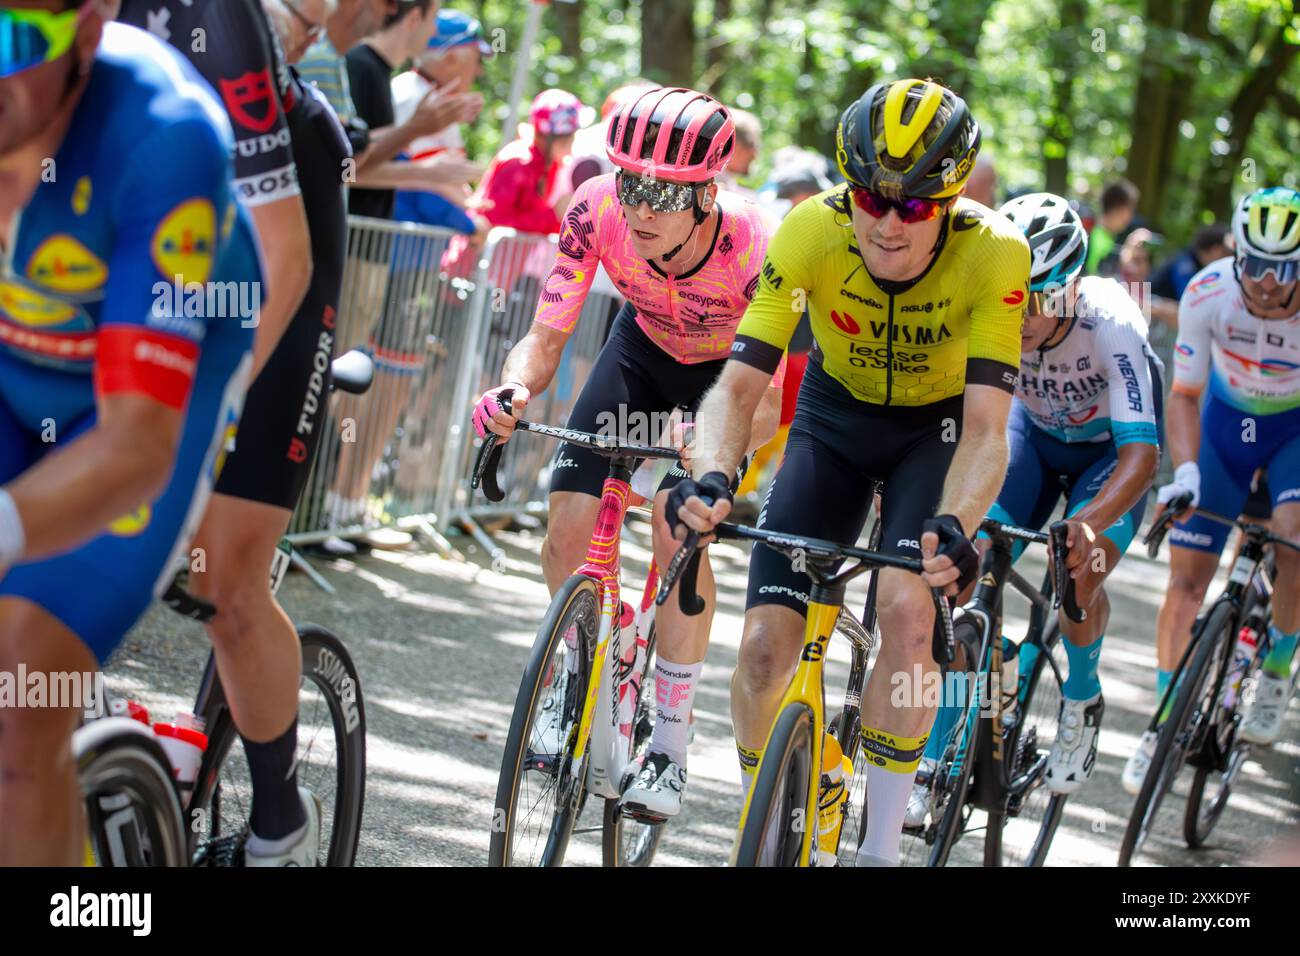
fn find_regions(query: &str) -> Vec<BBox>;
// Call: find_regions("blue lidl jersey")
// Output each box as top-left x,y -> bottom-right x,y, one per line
0,22 -> 260,433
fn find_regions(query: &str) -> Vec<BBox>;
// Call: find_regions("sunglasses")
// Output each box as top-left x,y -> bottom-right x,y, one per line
615,172 -> 698,213
1238,252 -> 1298,285
278,0 -> 326,42
1026,288 -> 1067,318
0,8 -> 78,79
850,186 -> 948,224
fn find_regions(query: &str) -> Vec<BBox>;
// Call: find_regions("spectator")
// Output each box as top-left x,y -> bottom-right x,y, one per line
267,0 -> 333,63
1086,178 -> 1140,276
391,9 -> 492,234
963,152 -> 998,207
1151,223 -> 1232,301
391,8 -> 491,162
719,107 -> 761,198
321,0 -> 444,550
758,147 -> 832,221
1116,227 -> 1172,324
472,88 -> 582,234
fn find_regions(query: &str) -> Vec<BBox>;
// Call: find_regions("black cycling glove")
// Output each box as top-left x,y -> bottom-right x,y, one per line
665,470 -> 733,538
921,514 -> 979,592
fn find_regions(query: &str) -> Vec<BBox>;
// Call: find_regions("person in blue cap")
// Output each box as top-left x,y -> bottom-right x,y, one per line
391,8 -> 490,233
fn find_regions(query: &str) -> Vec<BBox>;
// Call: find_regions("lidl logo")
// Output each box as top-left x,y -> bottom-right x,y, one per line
152,199 -> 216,285
108,504 -> 152,537
0,281 -> 77,327
72,176 -> 92,216
26,235 -> 107,294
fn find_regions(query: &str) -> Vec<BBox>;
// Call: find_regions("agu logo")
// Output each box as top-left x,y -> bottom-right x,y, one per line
1002,289 -> 1025,306
152,200 -> 216,285
108,504 -> 152,537
26,235 -> 108,294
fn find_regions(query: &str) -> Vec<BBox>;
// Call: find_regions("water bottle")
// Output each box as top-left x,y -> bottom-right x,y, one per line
109,697 -> 151,725
1221,626 -> 1258,711
152,713 -> 209,801
816,734 -> 852,866
998,637 -> 1020,731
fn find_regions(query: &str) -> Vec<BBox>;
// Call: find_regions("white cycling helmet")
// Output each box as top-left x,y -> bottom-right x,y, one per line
1232,187 -> 1300,285
997,192 -> 1087,292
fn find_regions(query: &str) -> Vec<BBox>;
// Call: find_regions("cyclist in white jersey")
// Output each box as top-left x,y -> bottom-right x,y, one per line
910,194 -> 1161,822
1124,187 -> 1300,791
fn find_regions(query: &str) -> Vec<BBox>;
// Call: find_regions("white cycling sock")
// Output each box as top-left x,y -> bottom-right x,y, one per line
647,657 -> 701,765
855,762 -> 917,867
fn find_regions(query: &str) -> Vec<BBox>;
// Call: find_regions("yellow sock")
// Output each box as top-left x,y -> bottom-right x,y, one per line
737,743 -> 762,798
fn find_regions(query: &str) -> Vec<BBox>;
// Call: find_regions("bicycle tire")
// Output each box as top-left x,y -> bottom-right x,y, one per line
1119,600 -> 1234,866
602,624 -> 664,867
914,618 -> 981,867
78,718 -> 188,867
489,574 -> 598,867
734,702 -> 815,867
192,626 -> 367,866
985,622 -> 1067,867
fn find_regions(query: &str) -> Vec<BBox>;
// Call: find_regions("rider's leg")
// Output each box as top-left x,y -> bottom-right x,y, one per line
540,491 -> 603,594
731,603 -> 806,797
0,598 -> 94,866
1155,547 -> 1220,680
1264,500 -> 1300,675
643,487 -> 716,766
188,495 -> 305,844
859,568 -> 939,865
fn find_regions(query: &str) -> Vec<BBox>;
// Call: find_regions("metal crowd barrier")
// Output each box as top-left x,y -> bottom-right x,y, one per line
285,217 -> 617,564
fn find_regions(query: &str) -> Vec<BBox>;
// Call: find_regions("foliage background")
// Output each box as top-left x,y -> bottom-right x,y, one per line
456,0 -> 1300,248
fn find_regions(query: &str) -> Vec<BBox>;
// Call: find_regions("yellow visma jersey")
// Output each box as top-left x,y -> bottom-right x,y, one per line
732,188 -> 1030,406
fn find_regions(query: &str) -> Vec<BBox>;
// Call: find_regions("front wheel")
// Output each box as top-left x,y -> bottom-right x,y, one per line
985,623 -> 1068,866
734,703 -> 815,867
489,574 -> 598,866
1119,600 -> 1233,866
602,624 -> 664,867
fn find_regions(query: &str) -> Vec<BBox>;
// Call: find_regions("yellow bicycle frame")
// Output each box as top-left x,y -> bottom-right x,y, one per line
733,598 -> 843,866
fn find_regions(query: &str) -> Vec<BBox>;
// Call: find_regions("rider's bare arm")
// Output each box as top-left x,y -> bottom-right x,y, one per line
1070,441 -> 1159,541
1164,390 -> 1202,469
3,394 -> 184,561
692,360 -> 772,480
937,383 -> 1012,536
501,322 -> 570,400
747,382 -> 782,453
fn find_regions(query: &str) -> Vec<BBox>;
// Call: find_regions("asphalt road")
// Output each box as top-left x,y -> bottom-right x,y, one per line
114,514 -> 1299,867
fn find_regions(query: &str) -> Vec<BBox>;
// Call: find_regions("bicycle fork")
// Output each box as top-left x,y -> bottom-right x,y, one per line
736,600 -> 841,866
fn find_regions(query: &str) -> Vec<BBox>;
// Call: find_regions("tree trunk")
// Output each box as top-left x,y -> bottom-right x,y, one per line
1043,0 -> 1088,194
641,0 -> 697,87
910,0 -> 996,95
1125,0 -> 1179,218
1199,6 -> 1300,218
552,0 -> 582,60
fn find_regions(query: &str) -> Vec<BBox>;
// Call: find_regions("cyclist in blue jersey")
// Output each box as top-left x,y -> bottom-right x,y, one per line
907,194 -> 1161,825
0,1 -> 260,865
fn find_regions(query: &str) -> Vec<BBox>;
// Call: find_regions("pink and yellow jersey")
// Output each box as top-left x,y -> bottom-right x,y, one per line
536,174 -> 782,383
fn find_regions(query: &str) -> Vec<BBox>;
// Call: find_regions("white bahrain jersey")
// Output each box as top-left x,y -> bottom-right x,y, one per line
1172,257 -> 1300,415
1016,276 -> 1161,447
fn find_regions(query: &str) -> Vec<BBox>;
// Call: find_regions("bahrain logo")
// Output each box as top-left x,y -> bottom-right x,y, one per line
26,235 -> 107,294
152,199 -> 216,285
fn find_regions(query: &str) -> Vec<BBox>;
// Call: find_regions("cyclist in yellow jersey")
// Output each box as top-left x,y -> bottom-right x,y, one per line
665,79 -> 1030,866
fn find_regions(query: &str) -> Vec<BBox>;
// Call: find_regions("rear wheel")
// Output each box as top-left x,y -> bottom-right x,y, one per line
1119,600 -> 1233,866
489,574 -> 598,866
734,703 -> 815,867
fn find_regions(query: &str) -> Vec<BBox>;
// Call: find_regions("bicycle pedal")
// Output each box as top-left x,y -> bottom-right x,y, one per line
620,803 -> 667,825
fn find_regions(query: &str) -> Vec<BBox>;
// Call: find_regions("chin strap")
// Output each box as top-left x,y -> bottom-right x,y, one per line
660,187 -> 711,263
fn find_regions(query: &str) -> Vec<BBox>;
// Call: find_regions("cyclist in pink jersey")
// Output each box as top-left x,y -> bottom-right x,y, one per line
473,87 -> 782,820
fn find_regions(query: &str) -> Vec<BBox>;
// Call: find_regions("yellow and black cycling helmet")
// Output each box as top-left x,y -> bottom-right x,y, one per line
835,79 -> 981,200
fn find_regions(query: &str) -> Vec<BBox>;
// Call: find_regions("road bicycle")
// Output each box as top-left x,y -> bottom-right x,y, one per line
477,405 -> 677,867
1119,494 -> 1300,865
82,350 -> 373,867
899,519 -> 1080,867
657,513 -> 950,867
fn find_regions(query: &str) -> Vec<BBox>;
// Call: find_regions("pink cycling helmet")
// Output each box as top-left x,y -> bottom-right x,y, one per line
530,89 -> 583,137
606,87 -> 735,183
